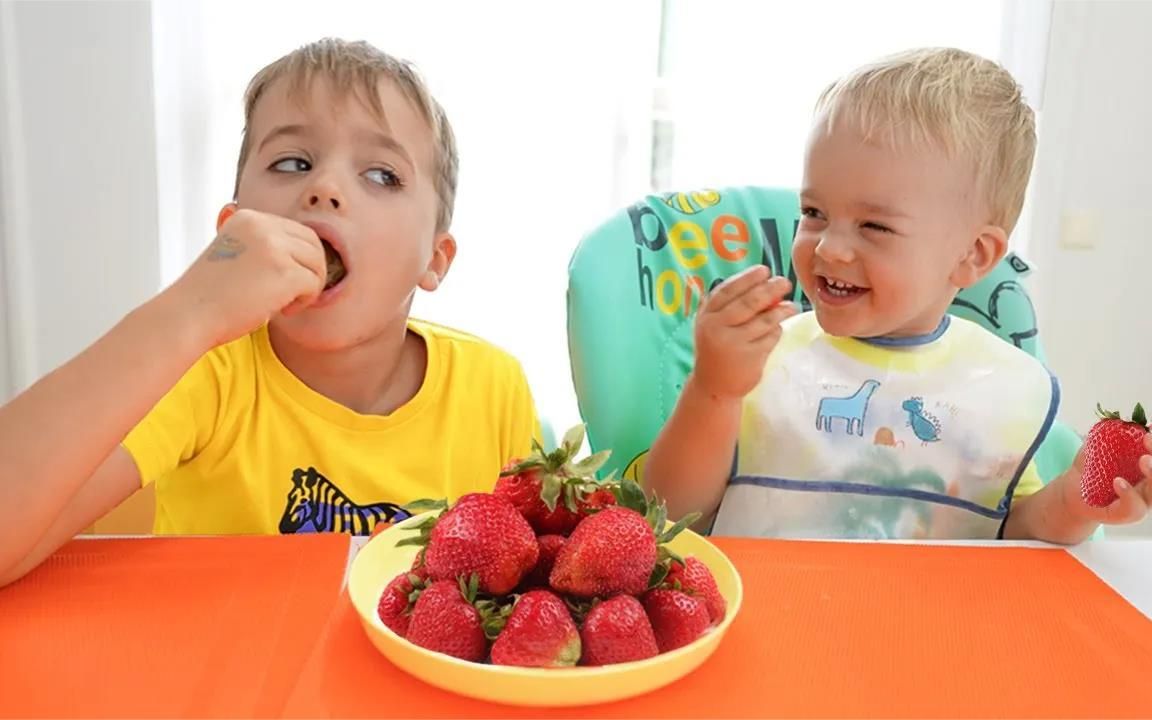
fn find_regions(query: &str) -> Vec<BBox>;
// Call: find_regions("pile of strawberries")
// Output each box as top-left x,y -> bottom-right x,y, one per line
376,426 -> 726,668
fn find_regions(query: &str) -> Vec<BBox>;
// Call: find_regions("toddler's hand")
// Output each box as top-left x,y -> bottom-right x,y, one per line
691,265 -> 797,400
1060,434 -> 1152,525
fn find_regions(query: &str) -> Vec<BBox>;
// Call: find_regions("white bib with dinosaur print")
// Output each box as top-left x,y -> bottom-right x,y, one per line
712,312 -> 1058,540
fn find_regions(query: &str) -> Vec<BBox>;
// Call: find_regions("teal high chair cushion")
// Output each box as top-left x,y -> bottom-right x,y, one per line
567,186 -> 1081,491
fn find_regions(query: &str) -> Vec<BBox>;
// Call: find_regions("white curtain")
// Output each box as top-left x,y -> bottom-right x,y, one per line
149,0 -> 1044,431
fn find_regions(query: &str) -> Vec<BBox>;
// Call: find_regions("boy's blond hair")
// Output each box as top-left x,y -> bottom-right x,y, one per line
235,38 -> 459,231
815,47 -> 1036,234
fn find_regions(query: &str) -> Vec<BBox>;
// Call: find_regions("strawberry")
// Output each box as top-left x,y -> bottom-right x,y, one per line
405,578 -> 488,662
664,557 -> 726,624
496,425 -> 613,536
376,571 -> 424,637
495,466 -> 582,536
409,549 -> 430,581
579,594 -> 660,666
577,487 -> 618,515
642,588 -> 711,652
1081,403 -> 1149,507
489,590 -> 581,667
403,493 -> 539,595
551,506 -> 656,597
550,478 -> 699,599
521,534 -> 566,589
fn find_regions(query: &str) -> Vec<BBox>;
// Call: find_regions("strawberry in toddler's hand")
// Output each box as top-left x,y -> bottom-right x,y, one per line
1080,403 -> 1149,508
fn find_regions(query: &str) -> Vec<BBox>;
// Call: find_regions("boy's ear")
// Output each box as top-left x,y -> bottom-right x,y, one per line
216,203 -> 238,231
418,232 -> 457,292
952,225 -> 1008,289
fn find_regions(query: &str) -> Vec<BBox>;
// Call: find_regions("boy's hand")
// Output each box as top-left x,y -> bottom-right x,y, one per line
691,265 -> 797,400
167,209 -> 327,349
1059,435 -> 1152,525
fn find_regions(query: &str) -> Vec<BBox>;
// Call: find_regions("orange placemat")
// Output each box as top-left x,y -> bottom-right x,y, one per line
0,534 -> 349,718
283,539 -> 1152,719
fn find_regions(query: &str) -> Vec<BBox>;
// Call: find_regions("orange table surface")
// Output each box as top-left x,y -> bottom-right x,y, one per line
2,535 -> 1151,718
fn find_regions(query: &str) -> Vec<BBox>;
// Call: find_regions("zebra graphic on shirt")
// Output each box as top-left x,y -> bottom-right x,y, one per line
278,466 -> 411,535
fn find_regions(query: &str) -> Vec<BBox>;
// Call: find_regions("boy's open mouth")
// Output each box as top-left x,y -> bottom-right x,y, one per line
320,239 -> 347,291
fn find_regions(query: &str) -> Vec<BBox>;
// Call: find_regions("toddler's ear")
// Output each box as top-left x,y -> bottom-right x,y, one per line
418,233 -> 457,292
216,203 -> 238,231
953,225 -> 1008,289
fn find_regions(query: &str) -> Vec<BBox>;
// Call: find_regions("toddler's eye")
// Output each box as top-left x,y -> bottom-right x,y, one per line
364,168 -> 401,187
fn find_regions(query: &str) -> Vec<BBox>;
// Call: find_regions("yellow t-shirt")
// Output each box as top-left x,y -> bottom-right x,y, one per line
123,319 -> 539,535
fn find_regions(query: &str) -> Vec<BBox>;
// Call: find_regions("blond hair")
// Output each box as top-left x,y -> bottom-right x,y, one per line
235,38 -> 459,231
815,47 -> 1036,233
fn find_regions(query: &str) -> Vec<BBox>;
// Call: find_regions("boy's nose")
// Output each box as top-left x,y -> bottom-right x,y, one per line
303,174 -> 345,211
308,194 -> 341,210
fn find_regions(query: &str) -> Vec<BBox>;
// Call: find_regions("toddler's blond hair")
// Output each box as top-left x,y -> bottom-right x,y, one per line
816,47 -> 1035,233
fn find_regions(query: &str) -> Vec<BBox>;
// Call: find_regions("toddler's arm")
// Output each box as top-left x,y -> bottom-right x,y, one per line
644,266 -> 796,525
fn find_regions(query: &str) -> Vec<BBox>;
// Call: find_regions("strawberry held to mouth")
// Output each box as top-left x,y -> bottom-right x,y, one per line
320,239 -> 346,290
1080,402 -> 1149,507
300,220 -> 348,291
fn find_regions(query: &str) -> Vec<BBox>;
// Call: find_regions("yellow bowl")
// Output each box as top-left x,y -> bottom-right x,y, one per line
347,513 -> 743,707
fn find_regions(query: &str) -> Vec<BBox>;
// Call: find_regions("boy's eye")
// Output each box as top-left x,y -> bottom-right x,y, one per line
271,157 -> 310,173
862,221 -> 894,234
800,206 -> 824,221
364,168 -> 401,187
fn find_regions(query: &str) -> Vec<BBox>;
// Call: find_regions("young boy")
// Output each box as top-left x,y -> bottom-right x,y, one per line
645,48 -> 1152,542
0,39 -> 539,585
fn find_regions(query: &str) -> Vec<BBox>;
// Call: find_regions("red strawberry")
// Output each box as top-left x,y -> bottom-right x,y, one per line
577,487 -> 617,515
489,590 -> 581,667
409,549 -> 430,581
550,506 -> 657,598
642,588 -> 711,653
495,466 -> 583,535
664,557 -> 726,624
550,477 -> 700,599
1081,403 -> 1149,507
376,572 -> 424,637
495,424 -> 614,536
521,534 -> 566,589
405,579 -> 488,662
421,493 -> 539,595
579,594 -> 659,666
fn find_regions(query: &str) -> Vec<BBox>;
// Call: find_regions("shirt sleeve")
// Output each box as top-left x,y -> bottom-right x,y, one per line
121,351 -> 225,486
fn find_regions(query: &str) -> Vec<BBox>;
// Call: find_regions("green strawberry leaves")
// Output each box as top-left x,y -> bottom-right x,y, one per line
1095,402 -> 1149,428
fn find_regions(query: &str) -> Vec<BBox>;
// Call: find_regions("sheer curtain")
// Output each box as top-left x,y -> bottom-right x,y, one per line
150,0 -> 1043,431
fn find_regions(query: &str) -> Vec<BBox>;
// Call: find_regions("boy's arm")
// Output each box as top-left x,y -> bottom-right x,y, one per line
0,447 -> 141,586
0,295 -> 206,580
644,266 -> 797,525
1004,436 -> 1152,543
0,209 -> 329,584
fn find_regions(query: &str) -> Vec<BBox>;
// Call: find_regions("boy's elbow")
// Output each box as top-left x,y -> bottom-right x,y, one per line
0,556 -> 32,588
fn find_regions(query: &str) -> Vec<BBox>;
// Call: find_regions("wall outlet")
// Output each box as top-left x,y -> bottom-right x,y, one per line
1059,210 -> 1099,250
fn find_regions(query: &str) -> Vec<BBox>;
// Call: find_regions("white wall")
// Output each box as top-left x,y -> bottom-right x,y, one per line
0,0 -> 160,396
1025,0 -> 1152,535
1028,1 -> 1152,433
